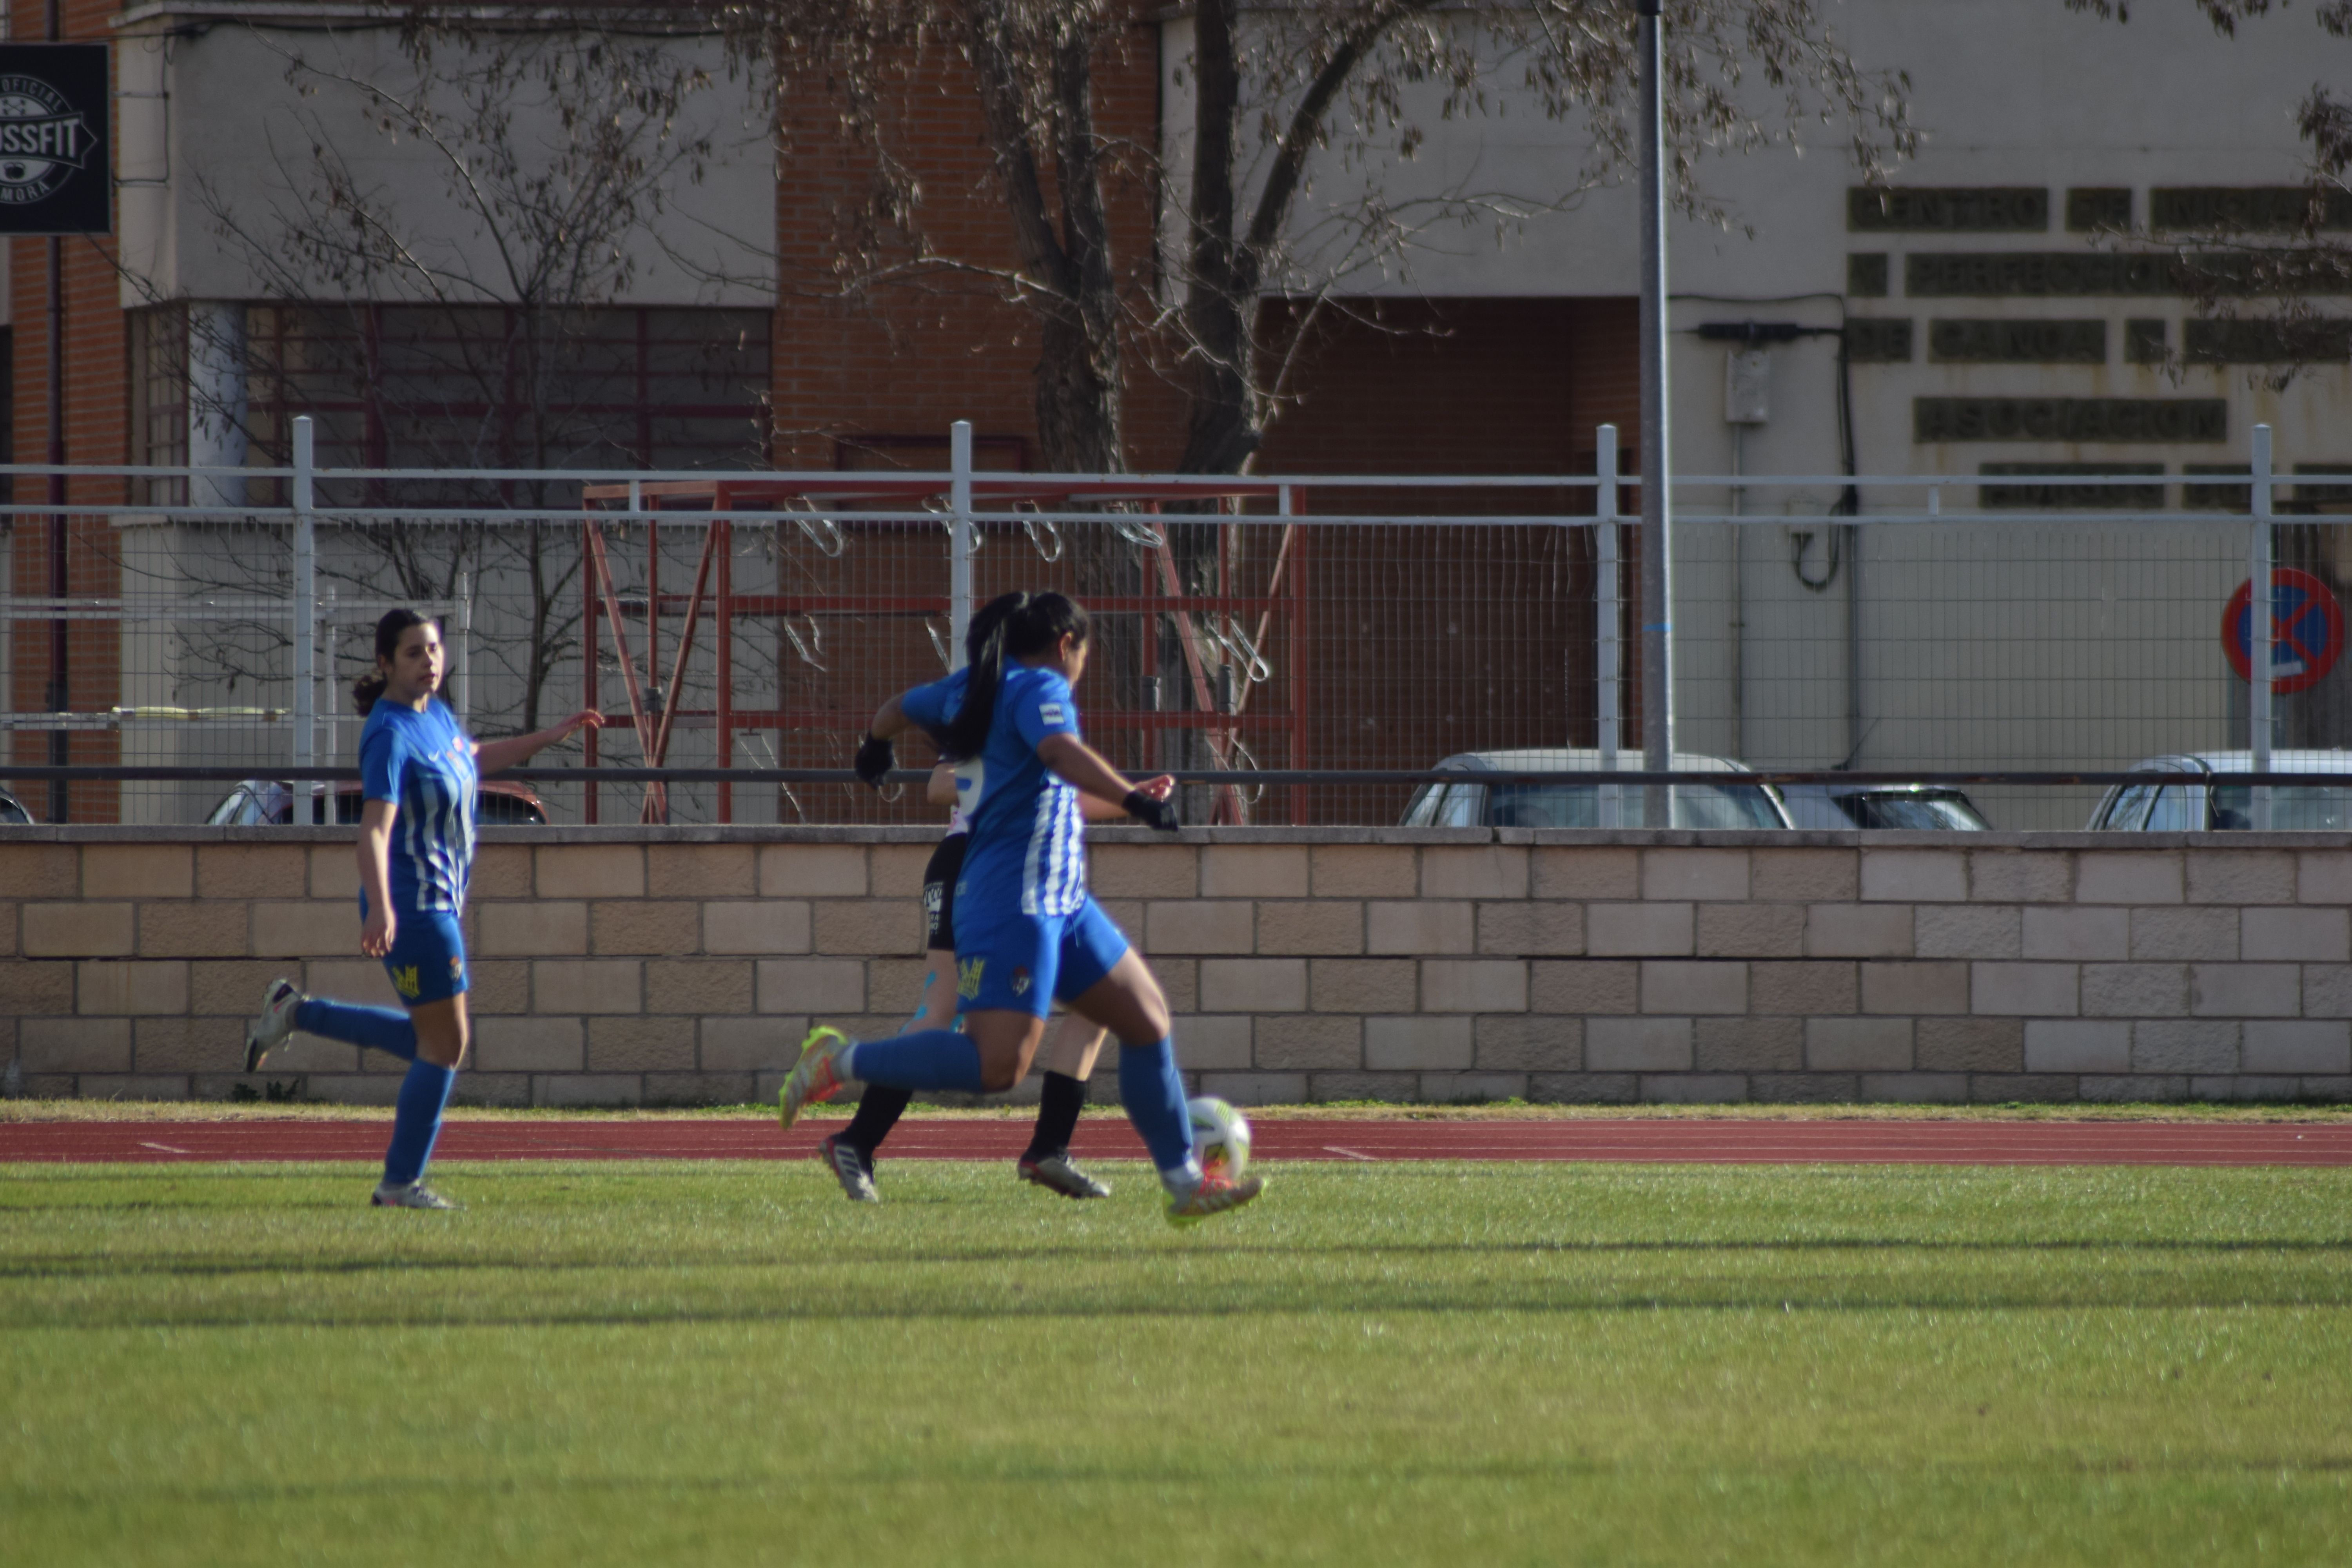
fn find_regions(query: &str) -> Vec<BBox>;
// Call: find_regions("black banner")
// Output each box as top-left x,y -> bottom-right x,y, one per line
0,45 -> 109,235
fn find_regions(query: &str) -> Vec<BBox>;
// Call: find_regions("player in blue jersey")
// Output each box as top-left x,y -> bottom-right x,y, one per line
243,608 -> 600,1209
780,591 -> 1263,1225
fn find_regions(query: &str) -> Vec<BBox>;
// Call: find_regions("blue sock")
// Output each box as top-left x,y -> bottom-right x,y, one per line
382,1060 -> 456,1189
846,1029 -> 989,1094
294,997 -> 417,1062
1119,1038 -> 1199,1179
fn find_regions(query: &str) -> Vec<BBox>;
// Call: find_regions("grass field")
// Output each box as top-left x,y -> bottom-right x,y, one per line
5,1156 -> 2350,1566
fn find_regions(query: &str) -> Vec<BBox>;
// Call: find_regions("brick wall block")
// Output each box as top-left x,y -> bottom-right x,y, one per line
2132,1020 -> 2239,1073
702,1016 -> 799,1071
1473,1015 -> 1581,1071
1310,845 -> 1416,898
1641,960 -> 1746,1015
1421,959 -> 1527,1013
2190,964 -> 2299,1018
593,900 -> 703,956
588,1016 -> 698,1071
1695,902 -> 1803,958
1862,1072 -> 1969,1103
1197,1071 -> 1307,1106
538,1075 -> 644,1108
1529,1072 -> 1639,1103
1642,848 -> 1748,901
2129,906 -> 2238,962
2190,1075 -> 2303,1102
24,902 -> 134,957
1090,844 -> 1199,898
0,844 -> 78,897
536,845 -> 644,899
1861,849 -> 1965,903
2243,1020 -> 2352,1074
1310,958 -> 1418,1014
74,1076 -> 194,1102
1202,844 -> 1308,898
1972,962 -> 2079,1016
1308,1072 -> 1420,1103
0,960 -> 71,1015
195,844 -> 306,900
250,1035 -> 361,1073
1640,1073 -> 1747,1103
2243,906 -> 2349,963
2080,963 -> 2189,1018
647,844 -> 758,899
1476,902 -> 1583,956
532,960 -> 641,1014
468,961 -> 530,1014
303,958 -> 404,1009
2079,852 -> 2183,905
647,1072 -> 754,1106
2304,965 -> 2352,1018
1156,959 -> 1200,1013
0,901 -> 14,958
869,957 -> 930,1016
21,1017 -> 131,1072
1365,1015 -> 1471,1070
2187,849 -> 2294,905
705,900 -> 813,955
1147,900 -> 1256,955
78,960 -> 188,1016
1367,900 -> 1473,955
870,844 -> 934,899
1969,850 -> 2073,903
1422,846 -> 1528,900
309,846 -> 362,900
82,844 -> 192,899
757,958 -> 866,1014
190,958 -> 279,1016
1532,846 -> 1639,900
1255,1014 -> 1361,1069
1916,904 -> 2022,959
475,902 -> 589,957
1201,958 -> 1307,1013
133,1016 -> 243,1071
1751,1073 -> 1863,1104
1586,1016 -> 1692,1071
1529,959 -> 1639,1014
138,902 -> 251,959
1749,960 -> 1858,1016
1179,1015 -> 1253,1070
1749,847 -> 1858,902
1806,1017 -> 1913,1071
1586,902 -> 1693,957
2022,906 -> 2129,961
469,845 -> 533,900
450,1074 -> 533,1108
1861,962 -> 1970,1016
815,900 -> 921,957
2024,1020 -> 2129,1073
1805,904 -> 1914,958
1695,1016 -> 1804,1072
472,1016 -> 584,1072
1258,900 -> 1365,956
2081,1074 -> 2189,1102
759,844 -> 867,897
1918,1017 -> 2024,1072
648,959 -> 755,1016
1419,1071 -> 1528,1103
2299,850 -> 2352,906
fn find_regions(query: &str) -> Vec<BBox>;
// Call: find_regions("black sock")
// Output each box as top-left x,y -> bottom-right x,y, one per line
1023,1071 -> 1088,1163
842,1085 -> 913,1158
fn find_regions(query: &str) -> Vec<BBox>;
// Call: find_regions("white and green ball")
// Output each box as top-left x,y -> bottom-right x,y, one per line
1186,1096 -> 1252,1179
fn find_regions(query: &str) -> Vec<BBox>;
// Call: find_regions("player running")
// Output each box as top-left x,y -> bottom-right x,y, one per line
243,608 -> 600,1209
781,590 -> 1263,1225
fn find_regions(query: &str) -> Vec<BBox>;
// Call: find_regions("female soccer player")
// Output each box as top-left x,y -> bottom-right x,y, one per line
243,608 -> 600,1209
781,591 -> 1263,1225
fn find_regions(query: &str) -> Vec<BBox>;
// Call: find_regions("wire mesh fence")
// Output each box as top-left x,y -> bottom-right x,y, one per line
4,425 -> 2346,830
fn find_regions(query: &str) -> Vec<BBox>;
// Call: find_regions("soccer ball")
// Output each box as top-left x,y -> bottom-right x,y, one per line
1187,1096 -> 1252,1180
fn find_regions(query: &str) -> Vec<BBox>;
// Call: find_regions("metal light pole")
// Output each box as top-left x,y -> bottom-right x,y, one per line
2250,423 -> 2274,830
1636,0 -> 1675,827
949,420 -> 975,669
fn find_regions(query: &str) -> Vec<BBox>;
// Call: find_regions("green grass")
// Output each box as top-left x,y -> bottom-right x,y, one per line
4,1159 -> 2351,1566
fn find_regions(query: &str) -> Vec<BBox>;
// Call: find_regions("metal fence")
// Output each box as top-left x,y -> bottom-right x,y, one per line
2,419 -> 2342,830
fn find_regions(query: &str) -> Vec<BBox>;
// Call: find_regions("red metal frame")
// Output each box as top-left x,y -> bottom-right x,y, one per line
579,475 -> 1304,824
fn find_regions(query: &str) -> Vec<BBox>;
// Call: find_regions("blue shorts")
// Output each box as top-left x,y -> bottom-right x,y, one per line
362,899 -> 469,1006
951,895 -> 1129,1019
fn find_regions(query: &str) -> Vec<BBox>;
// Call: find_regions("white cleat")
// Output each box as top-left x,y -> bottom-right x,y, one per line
370,1181 -> 459,1210
245,978 -> 304,1072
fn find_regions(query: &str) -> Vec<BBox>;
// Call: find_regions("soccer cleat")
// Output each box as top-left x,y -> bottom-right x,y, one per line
819,1134 -> 880,1203
1018,1153 -> 1112,1200
778,1026 -> 854,1132
1164,1170 -> 1265,1228
245,978 -> 305,1072
370,1181 -> 459,1210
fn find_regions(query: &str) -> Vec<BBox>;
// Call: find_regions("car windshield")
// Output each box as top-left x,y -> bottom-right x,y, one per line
2210,784 -> 2352,831
1842,790 -> 1989,830
1485,782 -> 1784,830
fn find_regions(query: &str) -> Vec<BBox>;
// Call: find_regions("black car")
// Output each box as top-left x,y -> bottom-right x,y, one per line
0,785 -> 33,825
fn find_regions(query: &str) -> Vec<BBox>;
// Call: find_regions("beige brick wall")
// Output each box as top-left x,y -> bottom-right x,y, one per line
4,827 -> 2351,1107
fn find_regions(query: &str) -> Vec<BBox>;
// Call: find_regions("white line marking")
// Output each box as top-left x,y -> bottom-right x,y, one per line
1323,1145 -> 1376,1162
138,1141 -> 190,1154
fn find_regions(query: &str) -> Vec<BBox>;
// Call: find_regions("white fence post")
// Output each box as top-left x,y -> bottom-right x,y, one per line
950,420 -> 974,669
2250,423 -> 2274,830
290,416 -> 316,824
1595,424 -> 1621,828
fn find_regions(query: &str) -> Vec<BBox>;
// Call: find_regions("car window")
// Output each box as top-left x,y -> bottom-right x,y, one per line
1846,790 -> 1990,830
477,793 -> 548,826
1487,784 -> 1599,829
2097,782 -> 2157,831
1486,782 -> 1779,829
2143,786 -> 2204,833
2210,784 -> 2352,831
0,793 -> 31,825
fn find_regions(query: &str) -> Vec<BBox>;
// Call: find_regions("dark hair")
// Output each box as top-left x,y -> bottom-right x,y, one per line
937,591 -> 1091,759
351,608 -> 439,713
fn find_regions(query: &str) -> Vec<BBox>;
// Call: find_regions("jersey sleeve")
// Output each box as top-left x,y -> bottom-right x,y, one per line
900,671 -> 966,743
1010,670 -> 1082,750
359,721 -> 405,804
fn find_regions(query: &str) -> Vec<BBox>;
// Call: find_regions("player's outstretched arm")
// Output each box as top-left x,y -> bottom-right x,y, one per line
1036,735 -> 1178,828
475,710 -> 603,776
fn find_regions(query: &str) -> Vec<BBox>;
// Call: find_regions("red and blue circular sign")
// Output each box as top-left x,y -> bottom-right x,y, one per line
2225,567 -> 2346,693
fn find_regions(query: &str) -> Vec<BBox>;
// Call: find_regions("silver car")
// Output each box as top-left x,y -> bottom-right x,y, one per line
1779,782 -> 1991,831
2088,751 -> 2352,831
1400,748 -> 1793,829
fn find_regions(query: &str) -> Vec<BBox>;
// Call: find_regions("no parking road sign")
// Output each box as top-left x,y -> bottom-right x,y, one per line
2225,567 -> 2345,693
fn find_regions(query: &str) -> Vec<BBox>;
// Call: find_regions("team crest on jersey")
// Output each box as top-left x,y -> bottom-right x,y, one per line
392,965 -> 421,999
1011,966 -> 1032,996
450,957 -> 465,981
957,958 -> 984,1000
1038,702 -> 1067,725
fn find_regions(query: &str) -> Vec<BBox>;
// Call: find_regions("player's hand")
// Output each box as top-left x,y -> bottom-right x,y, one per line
559,708 -> 605,737
854,733 -> 895,788
1136,774 -> 1176,802
361,909 -> 396,958
1124,788 -> 1181,832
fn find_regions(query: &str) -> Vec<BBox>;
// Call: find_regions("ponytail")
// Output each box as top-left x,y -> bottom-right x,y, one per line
352,607 -> 436,714
937,590 -> 1090,758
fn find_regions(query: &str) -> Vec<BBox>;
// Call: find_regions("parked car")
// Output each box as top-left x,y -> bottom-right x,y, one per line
207,777 -> 549,827
2088,751 -> 2352,831
1400,748 -> 1793,829
1778,781 -> 1992,831
0,785 -> 34,825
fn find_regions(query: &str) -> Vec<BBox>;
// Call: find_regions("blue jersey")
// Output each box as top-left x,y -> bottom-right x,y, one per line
903,663 -> 1086,917
359,698 -> 478,915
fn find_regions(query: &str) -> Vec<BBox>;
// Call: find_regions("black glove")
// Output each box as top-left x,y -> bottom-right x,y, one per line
1124,789 -> 1181,832
854,733 -> 895,788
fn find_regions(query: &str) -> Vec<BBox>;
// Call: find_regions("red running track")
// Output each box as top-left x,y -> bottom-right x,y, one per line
5,1118 -> 2352,1166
